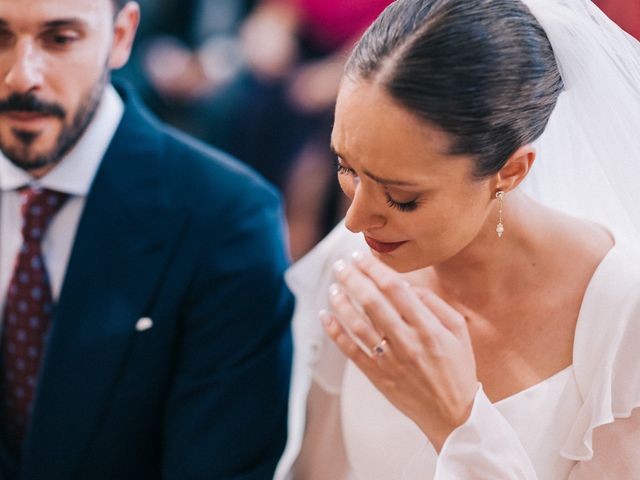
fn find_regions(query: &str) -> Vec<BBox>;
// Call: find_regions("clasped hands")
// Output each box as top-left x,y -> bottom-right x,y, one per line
321,252 -> 479,452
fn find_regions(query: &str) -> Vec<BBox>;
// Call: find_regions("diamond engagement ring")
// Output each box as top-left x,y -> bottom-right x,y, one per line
372,338 -> 388,357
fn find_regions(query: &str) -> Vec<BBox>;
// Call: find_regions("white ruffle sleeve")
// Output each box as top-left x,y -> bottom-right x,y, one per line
561,242 -> 640,461
562,241 -> 640,478
434,385 -> 537,479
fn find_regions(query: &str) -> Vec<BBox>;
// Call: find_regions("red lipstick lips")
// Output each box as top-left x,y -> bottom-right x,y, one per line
364,235 -> 408,254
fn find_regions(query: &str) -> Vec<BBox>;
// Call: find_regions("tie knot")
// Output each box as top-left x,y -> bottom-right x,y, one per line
18,187 -> 69,243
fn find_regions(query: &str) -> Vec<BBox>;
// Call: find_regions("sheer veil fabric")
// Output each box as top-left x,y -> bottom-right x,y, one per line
520,0 -> 640,242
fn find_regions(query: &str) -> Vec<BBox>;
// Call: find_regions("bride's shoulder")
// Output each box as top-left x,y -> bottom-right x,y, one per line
590,236 -> 640,298
560,216 -> 639,295
576,231 -> 640,331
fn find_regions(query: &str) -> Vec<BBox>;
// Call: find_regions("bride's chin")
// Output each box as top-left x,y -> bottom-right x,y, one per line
371,249 -> 426,274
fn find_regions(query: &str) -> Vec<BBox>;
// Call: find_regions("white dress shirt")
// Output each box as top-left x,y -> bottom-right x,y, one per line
0,85 -> 124,317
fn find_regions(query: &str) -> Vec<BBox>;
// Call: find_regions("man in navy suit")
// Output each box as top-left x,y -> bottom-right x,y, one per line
0,0 -> 293,478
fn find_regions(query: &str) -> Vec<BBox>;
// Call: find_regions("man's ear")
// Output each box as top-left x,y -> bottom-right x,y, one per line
494,145 -> 536,193
109,2 -> 140,70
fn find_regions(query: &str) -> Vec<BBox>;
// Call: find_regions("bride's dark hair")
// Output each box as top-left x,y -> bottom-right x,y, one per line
346,0 -> 563,177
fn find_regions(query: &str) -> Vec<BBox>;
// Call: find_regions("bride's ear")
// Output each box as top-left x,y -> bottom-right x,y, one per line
494,145 -> 536,193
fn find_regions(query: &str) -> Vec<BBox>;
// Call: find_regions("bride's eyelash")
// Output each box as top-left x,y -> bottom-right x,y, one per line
335,158 -> 419,213
385,193 -> 419,212
334,158 -> 356,176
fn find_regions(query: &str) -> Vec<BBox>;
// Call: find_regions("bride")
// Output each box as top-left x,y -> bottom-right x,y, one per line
275,0 -> 640,478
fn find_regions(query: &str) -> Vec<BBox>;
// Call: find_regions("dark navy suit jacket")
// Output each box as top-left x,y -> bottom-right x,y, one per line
2,85 -> 293,479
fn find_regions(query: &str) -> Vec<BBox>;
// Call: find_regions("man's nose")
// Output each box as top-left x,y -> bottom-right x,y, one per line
4,40 -> 44,94
344,183 -> 386,234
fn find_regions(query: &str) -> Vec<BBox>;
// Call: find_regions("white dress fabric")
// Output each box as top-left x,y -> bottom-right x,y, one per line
341,363 -> 579,480
274,222 -> 640,480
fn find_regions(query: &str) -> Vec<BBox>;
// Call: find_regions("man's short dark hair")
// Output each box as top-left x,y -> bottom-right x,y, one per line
112,0 -> 128,12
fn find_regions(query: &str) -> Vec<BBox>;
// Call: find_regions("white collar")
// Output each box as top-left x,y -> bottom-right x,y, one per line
0,84 -> 124,196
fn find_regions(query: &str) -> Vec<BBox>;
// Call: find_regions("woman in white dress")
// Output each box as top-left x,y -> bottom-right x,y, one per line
275,0 -> 640,478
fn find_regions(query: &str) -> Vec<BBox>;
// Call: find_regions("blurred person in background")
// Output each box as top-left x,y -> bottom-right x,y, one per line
235,0 -> 394,260
0,0 -> 293,478
115,0 -> 256,140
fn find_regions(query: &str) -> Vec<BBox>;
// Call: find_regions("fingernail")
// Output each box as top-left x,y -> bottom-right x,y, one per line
351,251 -> 365,263
333,259 -> 347,273
329,283 -> 341,297
319,310 -> 333,327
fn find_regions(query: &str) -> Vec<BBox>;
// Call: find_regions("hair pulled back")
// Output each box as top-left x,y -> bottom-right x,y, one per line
346,0 -> 563,177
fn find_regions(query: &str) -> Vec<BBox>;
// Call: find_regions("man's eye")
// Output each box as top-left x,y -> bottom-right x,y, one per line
0,30 -> 15,48
52,35 -> 75,45
55,36 -> 72,44
43,32 -> 79,48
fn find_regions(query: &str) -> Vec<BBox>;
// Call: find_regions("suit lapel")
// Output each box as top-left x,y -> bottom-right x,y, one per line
21,89 -> 185,478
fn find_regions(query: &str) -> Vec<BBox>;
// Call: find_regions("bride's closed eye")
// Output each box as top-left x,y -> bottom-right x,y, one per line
335,158 -> 421,212
384,192 -> 419,212
335,158 -> 356,176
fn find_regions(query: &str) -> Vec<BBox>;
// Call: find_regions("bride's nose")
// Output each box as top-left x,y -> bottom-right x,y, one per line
344,182 -> 386,233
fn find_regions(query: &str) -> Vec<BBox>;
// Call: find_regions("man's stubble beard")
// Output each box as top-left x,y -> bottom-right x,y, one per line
0,67 -> 111,173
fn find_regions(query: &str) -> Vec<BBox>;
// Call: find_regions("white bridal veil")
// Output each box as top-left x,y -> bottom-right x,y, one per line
520,0 -> 640,243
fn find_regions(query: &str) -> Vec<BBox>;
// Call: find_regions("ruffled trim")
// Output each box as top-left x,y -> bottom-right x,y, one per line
285,222 -> 368,393
275,223 -> 366,479
561,242 -> 640,461
286,221 -> 366,303
434,385 -> 537,479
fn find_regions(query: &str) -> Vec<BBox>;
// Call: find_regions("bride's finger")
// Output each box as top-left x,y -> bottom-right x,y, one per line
414,287 -> 468,337
352,254 -> 447,338
328,283 -> 389,357
332,260 -> 414,348
320,310 -> 387,372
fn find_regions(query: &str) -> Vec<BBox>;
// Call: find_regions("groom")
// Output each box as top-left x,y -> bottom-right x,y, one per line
0,0 -> 293,479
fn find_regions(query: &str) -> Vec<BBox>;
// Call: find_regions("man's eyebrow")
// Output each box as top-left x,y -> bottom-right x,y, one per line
330,143 -> 421,188
42,18 -> 88,29
0,18 -> 89,30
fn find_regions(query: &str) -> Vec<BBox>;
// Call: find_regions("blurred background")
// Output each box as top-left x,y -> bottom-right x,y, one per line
114,0 -> 640,260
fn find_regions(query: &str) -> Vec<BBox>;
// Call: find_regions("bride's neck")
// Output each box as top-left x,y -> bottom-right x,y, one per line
416,192 -> 551,306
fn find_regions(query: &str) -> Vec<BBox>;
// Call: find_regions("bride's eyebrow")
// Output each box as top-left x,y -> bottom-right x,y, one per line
330,143 -> 421,188
363,170 -> 420,188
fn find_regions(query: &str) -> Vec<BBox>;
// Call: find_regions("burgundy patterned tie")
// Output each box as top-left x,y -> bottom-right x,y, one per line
1,187 -> 68,456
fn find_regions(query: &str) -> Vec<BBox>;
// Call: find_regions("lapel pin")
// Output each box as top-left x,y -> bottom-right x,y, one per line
136,317 -> 153,332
